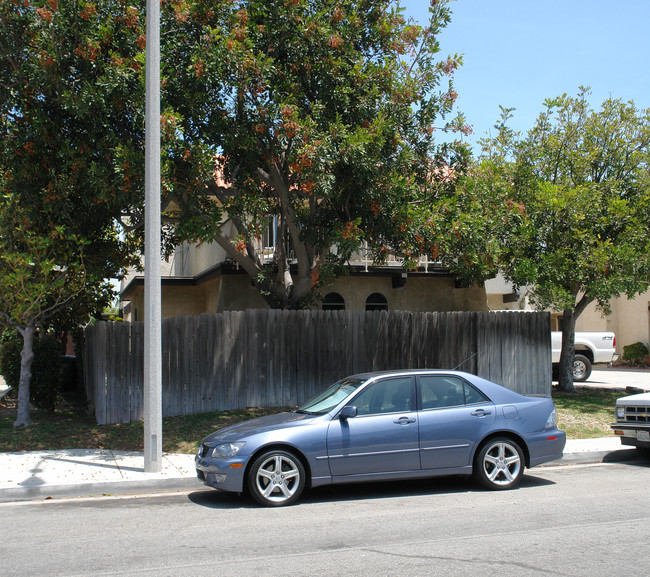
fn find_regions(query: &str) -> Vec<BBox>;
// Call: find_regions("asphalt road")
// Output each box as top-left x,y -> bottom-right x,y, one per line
2,457 -> 649,577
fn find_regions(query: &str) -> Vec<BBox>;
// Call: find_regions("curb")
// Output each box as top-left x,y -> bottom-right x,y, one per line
0,476 -> 202,502
0,447 -> 641,503
553,447 -> 640,466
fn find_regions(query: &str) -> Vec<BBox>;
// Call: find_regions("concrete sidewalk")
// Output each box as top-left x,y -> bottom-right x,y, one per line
0,437 -> 640,503
576,367 -> 650,391
0,450 -> 201,502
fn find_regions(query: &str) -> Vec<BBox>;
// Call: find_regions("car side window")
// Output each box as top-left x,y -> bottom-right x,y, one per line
463,381 -> 490,405
419,376 -> 465,409
419,376 -> 489,409
352,377 -> 413,416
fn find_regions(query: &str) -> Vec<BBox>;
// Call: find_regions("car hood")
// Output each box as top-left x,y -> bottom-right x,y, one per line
616,392 -> 650,405
201,412 -> 318,445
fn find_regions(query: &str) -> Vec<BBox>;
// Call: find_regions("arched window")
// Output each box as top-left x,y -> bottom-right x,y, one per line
365,292 -> 388,311
322,292 -> 345,311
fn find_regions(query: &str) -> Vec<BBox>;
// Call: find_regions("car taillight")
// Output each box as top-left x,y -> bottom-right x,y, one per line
613,336 -> 616,348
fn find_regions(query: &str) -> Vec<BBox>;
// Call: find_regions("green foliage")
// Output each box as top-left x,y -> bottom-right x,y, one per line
474,88 -> 650,314
0,196 -> 90,330
472,89 -> 650,391
0,0 -> 145,316
0,331 -> 62,411
158,0 -> 471,308
30,335 -> 63,412
622,342 -> 649,363
0,331 -> 21,389
0,1 -> 147,424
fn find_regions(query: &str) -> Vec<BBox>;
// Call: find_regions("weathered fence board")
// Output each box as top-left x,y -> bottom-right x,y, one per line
84,310 -> 551,425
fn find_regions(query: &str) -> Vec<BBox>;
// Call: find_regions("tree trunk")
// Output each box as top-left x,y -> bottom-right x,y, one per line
14,325 -> 35,429
557,308 -> 576,393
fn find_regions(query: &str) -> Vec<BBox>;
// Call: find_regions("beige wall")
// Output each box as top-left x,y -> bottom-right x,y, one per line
487,294 -> 525,312
574,305 -> 612,333
214,274 -> 488,314
122,272 -> 489,320
214,276 -> 270,312
543,290 -> 649,354
608,291 -> 649,351
175,241 -> 229,277
569,291 -> 650,353
311,275 -> 487,312
124,285 -> 208,321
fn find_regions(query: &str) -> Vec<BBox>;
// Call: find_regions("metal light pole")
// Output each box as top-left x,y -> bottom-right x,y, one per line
144,0 -> 162,472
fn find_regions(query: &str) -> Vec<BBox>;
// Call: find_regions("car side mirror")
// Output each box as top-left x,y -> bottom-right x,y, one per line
339,405 -> 357,421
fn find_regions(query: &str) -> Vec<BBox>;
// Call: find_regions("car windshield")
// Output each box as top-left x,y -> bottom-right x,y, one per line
296,377 -> 367,415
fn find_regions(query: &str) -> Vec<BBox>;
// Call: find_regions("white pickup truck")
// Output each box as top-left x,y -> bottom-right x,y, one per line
551,331 -> 617,382
612,391 -> 650,456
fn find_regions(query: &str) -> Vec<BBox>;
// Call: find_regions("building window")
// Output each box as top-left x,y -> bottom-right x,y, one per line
366,292 -> 388,311
322,292 -> 345,311
263,216 -> 278,250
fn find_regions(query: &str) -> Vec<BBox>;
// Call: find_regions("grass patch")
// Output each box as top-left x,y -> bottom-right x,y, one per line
0,388 -> 619,453
552,388 -> 618,439
0,398 -> 287,454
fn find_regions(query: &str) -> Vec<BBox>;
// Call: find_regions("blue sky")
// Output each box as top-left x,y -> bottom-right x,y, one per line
401,0 -> 650,150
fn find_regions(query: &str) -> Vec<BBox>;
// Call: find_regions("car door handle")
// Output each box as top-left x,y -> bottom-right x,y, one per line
470,409 -> 492,417
393,416 -> 416,425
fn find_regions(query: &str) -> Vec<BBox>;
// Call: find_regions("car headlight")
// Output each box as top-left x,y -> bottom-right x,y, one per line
545,409 -> 557,429
211,442 -> 246,459
616,406 -> 625,419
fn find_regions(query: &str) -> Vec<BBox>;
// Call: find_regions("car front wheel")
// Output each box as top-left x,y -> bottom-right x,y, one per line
474,437 -> 525,490
247,449 -> 306,507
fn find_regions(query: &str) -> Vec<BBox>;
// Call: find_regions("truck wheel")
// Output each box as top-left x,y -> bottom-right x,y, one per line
573,354 -> 592,382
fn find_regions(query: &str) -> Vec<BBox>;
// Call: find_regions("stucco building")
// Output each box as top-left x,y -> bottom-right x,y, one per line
120,239 -> 488,321
121,241 -> 647,357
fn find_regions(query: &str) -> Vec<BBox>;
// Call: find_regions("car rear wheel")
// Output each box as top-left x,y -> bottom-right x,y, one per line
573,354 -> 592,382
474,437 -> 525,490
247,449 -> 305,507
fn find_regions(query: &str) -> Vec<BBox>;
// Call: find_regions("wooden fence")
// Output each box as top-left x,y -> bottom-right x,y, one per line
83,309 -> 551,425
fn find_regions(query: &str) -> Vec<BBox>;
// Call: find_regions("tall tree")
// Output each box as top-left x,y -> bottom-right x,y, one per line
480,90 -> 650,392
0,0 -> 146,426
160,0 -> 471,308
0,197 -> 99,427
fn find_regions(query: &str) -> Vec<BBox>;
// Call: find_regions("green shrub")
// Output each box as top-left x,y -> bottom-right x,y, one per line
31,336 -> 63,411
0,330 -> 21,389
622,341 -> 649,364
0,330 -> 62,411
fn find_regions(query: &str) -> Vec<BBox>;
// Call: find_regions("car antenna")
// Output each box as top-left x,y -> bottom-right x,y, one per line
453,351 -> 479,371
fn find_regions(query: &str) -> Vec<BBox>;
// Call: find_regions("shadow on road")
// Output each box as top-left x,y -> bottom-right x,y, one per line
602,449 -> 650,467
188,473 -> 556,509
602,448 -> 645,463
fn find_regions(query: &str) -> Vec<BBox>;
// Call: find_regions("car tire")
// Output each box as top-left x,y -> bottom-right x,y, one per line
474,437 -> 525,490
247,449 -> 306,507
573,354 -> 592,382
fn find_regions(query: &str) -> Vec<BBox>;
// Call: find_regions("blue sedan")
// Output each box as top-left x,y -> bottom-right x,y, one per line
195,370 -> 566,506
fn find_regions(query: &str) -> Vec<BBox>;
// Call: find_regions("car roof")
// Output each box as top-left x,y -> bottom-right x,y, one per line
348,369 -> 474,380
347,369 -> 529,404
